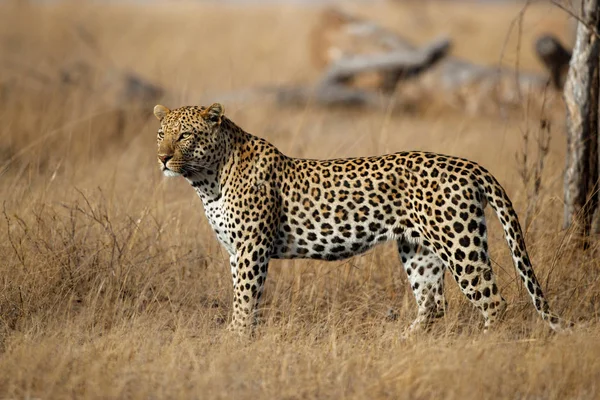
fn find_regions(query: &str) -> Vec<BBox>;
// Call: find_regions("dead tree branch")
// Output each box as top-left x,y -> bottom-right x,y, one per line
319,36 -> 451,86
277,35 -> 451,108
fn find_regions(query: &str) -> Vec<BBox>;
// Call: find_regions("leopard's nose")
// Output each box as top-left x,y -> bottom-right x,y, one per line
158,154 -> 172,165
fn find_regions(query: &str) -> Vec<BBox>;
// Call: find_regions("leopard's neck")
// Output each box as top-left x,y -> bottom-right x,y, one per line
187,118 -> 254,205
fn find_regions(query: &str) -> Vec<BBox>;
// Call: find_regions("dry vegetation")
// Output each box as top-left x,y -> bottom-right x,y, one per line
1,1 -> 599,399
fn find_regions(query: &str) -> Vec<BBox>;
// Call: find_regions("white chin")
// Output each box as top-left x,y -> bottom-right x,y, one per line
163,169 -> 181,177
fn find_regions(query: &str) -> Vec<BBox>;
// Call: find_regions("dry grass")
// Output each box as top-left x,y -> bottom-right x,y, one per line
1,1 -> 599,399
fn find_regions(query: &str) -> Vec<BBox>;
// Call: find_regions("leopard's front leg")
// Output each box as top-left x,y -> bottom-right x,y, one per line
225,181 -> 279,336
227,239 -> 271,335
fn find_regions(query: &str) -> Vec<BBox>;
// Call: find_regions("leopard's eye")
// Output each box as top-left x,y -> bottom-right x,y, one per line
179,132 -> 193,141
157,130 -> 164,140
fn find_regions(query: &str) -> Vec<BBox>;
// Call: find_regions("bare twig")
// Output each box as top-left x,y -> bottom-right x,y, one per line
551,0 -> 600,40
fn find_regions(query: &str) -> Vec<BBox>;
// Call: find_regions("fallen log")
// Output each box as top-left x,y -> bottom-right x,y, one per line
319,36 -> 451,88
294,7 -> 566,116
276,34 -> 451,108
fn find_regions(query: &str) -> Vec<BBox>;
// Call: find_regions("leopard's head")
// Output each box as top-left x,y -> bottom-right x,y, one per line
154,104 -> 225,177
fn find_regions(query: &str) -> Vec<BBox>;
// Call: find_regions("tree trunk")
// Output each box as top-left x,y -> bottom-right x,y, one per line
563,0 -> 600,236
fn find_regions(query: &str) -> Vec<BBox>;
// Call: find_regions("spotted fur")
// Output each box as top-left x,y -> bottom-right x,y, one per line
154,103 -> 565,334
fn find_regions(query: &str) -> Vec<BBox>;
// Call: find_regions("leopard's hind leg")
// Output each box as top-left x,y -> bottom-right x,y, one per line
397,239 -> 447,332
431,207 -> 507,331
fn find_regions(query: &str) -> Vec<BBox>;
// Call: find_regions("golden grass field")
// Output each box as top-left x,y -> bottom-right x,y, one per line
1,1 -> 600,398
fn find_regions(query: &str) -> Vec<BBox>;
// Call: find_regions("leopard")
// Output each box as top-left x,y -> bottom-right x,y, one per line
154,103 -> 566,335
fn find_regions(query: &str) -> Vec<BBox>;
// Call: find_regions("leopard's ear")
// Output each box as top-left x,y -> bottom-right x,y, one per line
154,105 -> 170,121
201,103 -> 224,126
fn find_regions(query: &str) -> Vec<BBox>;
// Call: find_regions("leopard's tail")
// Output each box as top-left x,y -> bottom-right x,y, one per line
476,169 -> 569,332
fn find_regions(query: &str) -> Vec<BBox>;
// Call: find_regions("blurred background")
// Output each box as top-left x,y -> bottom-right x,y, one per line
2,1 -> 599,399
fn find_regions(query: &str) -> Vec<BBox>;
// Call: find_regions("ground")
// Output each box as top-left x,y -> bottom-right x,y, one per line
0,1 -> 599,399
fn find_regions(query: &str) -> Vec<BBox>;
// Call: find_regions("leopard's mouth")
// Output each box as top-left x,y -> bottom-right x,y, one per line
160,159 -> 203,178
161,163 -> 182,177
162,168 -> 181,177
